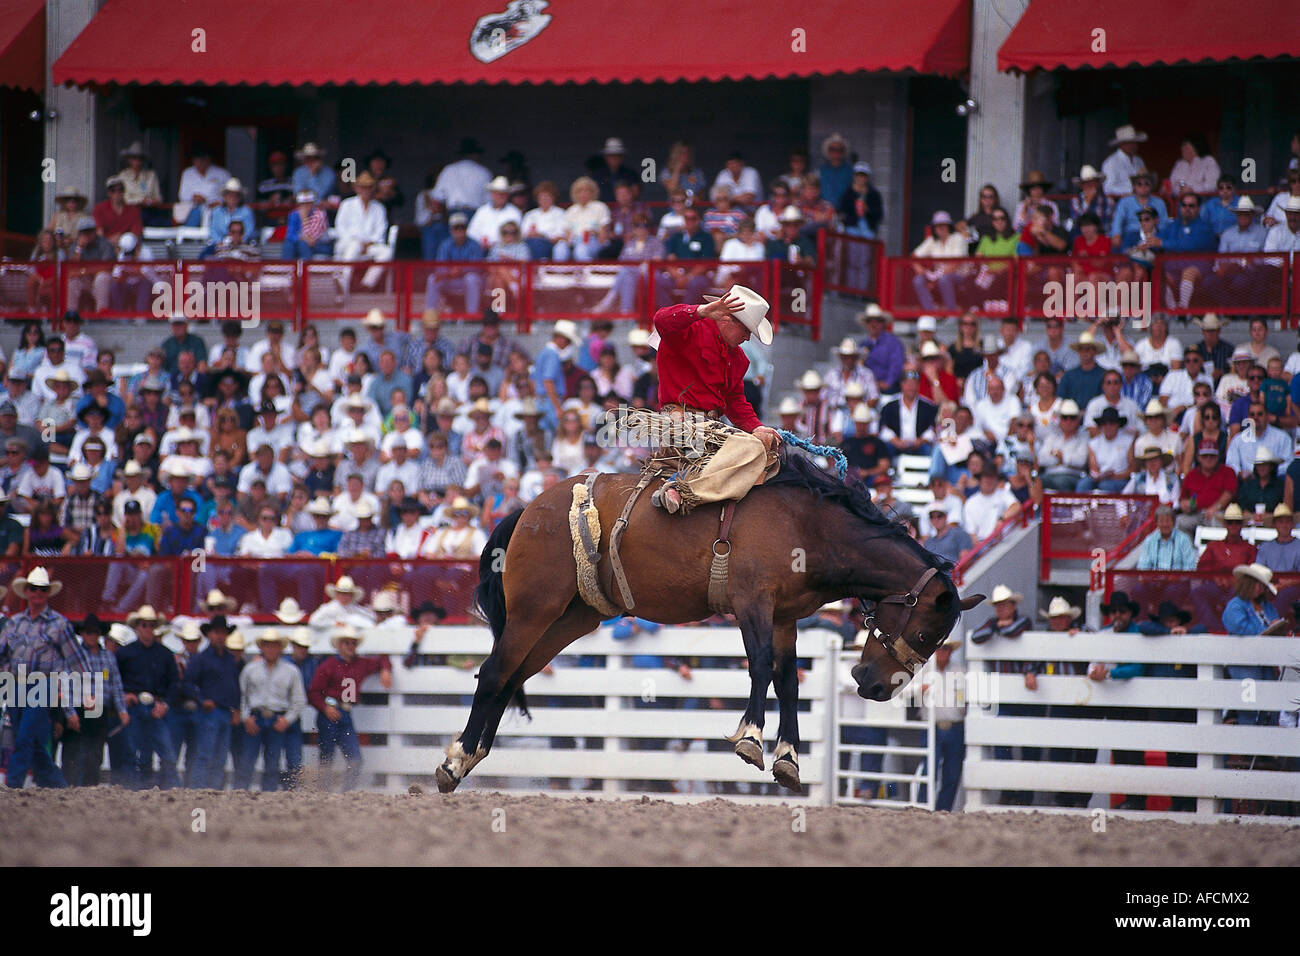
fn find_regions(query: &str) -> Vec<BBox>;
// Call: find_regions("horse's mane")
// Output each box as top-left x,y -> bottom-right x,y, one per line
763,452 -> 952,573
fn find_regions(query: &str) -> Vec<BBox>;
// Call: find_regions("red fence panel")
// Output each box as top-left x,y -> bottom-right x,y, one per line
335,557 -> 480,623
1153,252 -> 1289,320
58,260 -> 180,320
0,556 -> 182,621
301,260 -> 401,327
881,256 -> 1016,319
192,556 -> 335,621
1040,493 -> 1159,581
822,233 -> 883,298
1105,570 -> 1300,635
401,261 -> 526,328
1017,254 -> 1149,321
523,262 -> 643,325
770,260 -> 820,340
0,260 -> 60,320
181,260 -> 298,324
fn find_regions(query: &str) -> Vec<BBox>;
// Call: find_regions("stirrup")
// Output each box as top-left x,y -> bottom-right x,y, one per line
651,483 -> 682,514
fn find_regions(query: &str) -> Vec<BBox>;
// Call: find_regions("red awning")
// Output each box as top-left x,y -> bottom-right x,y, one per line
0,0 -> 44,92
54,0 -> 970,87
999,0 -> 1300,73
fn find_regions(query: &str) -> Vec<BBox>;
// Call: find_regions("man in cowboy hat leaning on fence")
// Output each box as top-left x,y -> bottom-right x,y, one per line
239,629 -> 307,793
308,624 -> 393,791
0,568 -> 87,789
647,288 -> 782,515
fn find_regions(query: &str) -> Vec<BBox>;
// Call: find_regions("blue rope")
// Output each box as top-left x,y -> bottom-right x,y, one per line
777,429 -> 849,481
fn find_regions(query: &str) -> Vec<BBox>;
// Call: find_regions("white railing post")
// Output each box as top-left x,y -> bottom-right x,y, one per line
603,649 -> 623,797
1197,660 -> 1216,820
824,632 -> 842,807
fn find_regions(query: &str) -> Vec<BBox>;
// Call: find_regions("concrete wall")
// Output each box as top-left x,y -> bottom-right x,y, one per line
43,0 -> 101,223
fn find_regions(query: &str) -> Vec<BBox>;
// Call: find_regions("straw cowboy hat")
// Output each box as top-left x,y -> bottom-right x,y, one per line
126,604 -> 166,627
1231,196 -> 1260,215
844,381 -> 866,399
702,285 -> 773,347
989,584 -> 1023,605
777,396 -> 802,416
330,623 -> 364,647
1109,125 -> 1148,146
1019,170 -> 1051,192
513,399 -> 543,420
1253,446 -> 1281,466
54,186 -> 88,206
226,631 -> 246,652
354,501 -> 377,521
363,308 -> 387,328
1070,331 -> 1103,352
1222,503 -> 1246,522
1135,446 -> 1173,463
447,496 -> 480,518
1039,596 -> 1081,619
291,627 -> 313,648
552,319 -> 580,344
836,336 -> 858,357
1073,164 -> 1103,184
486,175 -> 512,193
851,403 -> 873,424
274,597 -> 306,624
354,171 -> 377,189
306,497 -> 334,517
257,627 -> 289,646
1195,313 -> 1226,330
919,341 -> 943,359
177,620 -> 202,643
325,576 -> 363,600
857,302 -> 891,326
1142,398 -> 1168,418
296,142 -> 325,159
797,370 -> 823,391
468,398 -> 493,417
372,590 -> 399,614
1274,503 -> 1294,520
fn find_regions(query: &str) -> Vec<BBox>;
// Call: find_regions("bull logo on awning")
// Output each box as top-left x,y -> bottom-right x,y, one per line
470,0 -> 552,64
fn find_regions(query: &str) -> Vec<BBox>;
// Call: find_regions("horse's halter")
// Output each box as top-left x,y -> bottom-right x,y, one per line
861,567 -> 942,677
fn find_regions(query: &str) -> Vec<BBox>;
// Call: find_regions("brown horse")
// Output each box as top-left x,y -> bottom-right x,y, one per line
435,453 -> 984,793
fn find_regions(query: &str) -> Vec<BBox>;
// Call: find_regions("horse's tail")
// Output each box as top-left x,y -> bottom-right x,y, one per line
472,507 -> 530,719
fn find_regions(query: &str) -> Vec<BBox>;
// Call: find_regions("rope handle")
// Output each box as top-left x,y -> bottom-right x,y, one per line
776,429 -> 849,481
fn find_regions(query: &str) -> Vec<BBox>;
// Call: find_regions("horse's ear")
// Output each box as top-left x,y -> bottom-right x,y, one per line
960,594 -> 986,611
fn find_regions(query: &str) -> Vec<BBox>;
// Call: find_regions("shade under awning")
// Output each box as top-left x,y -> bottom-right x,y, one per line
0,0 -> 44,92
999,0 -> 1300,73
54,0 -> 971,88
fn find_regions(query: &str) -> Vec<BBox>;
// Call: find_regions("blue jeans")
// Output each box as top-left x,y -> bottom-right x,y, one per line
935,721 -> 965,811
318,710 -> 363,791
913,271 -> 958,310
282,719 -> 303,788
1075,475 -> 1129,493
249,713 -> 288,792
5,705 -> 67,788
284,238 -> 332,259
425,272 -> 483,314
524,236 -> 554,261
182,205 -> 203,227
230,719 -> 259,790
421,222 -> 450,261
190,707 -> 232,790
126,702 -> 179,790
167,705 -> 199,787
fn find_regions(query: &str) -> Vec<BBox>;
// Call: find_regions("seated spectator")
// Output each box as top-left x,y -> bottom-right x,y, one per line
1237,446 -> 1285,515
283,190 -> 332,259
1257,503 -> 1300,571
1216,347 -> 1254,406
335,172 -> 392,291
1067,166 -> 1114,237
1123,447 -> 1180,506
520,181 -> 569,260
468,176 -> 522,250
922,505 -> 972,564
973,375 -> 1020,444
1136,504 -> 1197,570
1169,133 -> 1221,198
24,500 -> 65,556
93,175 -> 142,244
208,178 -> 255,247
962,467 -> 1020,540
1037,399 -> 1088,490
1079,406 -> 1133,492
176,148 -> 230,227
1110,171 -> 1167,247
1178,439 -> 1237,533
419,496 -> 487,557
65,218 -> 116,313
425,213 -> 485,314
715,217 -> 766,291
910,211 -> 967,311
656,207 -> 716,307
1197,503 -> 1256,571
1161,348 -> 1214,423
563,176 -> 611,262
713,150 -> 761,207
878,370 -> 936,457
763,206 -> 815,265
117,141 -> 163,216
1201,175 -> 1243,238
1130,399 -> 1180,469
1226,399 -> 1293,478
1157,192 -> 1217,311
661,140 -> 707,199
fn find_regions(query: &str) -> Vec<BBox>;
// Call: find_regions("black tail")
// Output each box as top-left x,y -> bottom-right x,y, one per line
472,507 -> 530,719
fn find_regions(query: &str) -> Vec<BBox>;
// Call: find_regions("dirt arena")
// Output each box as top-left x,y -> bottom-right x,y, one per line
3,787 -> 1299,866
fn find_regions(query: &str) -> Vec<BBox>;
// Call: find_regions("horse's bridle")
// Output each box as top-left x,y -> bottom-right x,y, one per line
860,567 -> 941,677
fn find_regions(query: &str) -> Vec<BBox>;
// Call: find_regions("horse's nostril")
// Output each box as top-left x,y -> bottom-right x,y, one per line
867,682 -> 887,700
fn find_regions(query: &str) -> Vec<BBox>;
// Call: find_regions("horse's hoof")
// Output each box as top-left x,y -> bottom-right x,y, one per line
435,763 -> 460,794
734,736 -> 764,770
772,755 -> 803,794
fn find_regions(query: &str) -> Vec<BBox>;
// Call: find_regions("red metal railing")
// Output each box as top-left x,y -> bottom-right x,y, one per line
0,555 -> 481,624
952,501 -> 1035,586
821,232 -> 883,299
1152,251 -> 1290,320
882,255 -> 1017,318
1040,493 -> 1159,582
1104,569 -> 1300,635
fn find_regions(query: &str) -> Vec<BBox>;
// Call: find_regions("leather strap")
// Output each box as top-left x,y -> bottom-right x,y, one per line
608,469 -> 658,610
707,501 -> 736,615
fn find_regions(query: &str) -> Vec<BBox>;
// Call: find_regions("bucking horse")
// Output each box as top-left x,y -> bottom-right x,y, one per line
436,452 -> 985,794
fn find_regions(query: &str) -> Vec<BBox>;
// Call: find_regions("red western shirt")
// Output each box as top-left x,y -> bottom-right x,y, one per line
652,304 -> 762,432
307,654 -> 390,711
1197,539 -> 1256,572
92,199 -> 142,238
1181,465 -> 1237,513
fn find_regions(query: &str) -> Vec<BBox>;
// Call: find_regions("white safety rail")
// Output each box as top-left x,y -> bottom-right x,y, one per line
832,646 -> 937,809
965,631 -> 1300,821
278,624 -> 841,803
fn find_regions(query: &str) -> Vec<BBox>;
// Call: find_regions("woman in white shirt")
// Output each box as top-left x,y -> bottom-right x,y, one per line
521,181 -> 571,261
1123,447 -> 1180,505
563,176 -> 610,262
551,409 -> 588,476
1135,315 -> 1183,370
717,217 -> 766,288
911,211 -> 969,311
419,498 -> 488,558
1168,134 -> 1221,199
1028,372 -> 1063,440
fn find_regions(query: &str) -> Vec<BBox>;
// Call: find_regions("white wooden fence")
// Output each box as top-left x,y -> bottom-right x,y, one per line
964,630 -> 1300,821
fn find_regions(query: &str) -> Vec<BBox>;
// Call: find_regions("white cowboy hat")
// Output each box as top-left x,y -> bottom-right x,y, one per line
1231,196 -> 1259,214
989,584 -> 1023,605
797,370 -> 823,391
177,620 -> 202,642
125,604 -> 165,626
325,575 -> 362,600
257,627 -> 289,645
487,175 -> 512,193
836,336 -> 858,357
354,501 -> 377,521
1142,399 -> 1167,417
468,398 -> 493,416
916,315 -> 938,333
330,623 -> 364,647
108,623 -> 134,645
851,404 -> 872,423
343,427 -> 373,446
777,205 -> 805,223
306,497 -> 334,517
1118,349 -> 1141,366
291,627 -> 313,648
123,460 -> 144,477
68,463 -> 93,482
296,142 -> 325,159
857,302 -> 891,326
1074,164 -> 1103,183
701,285 -> 773,347
274,597 -> 306,624
919,341 -> 943,359
776,396 -> 801,416
363,308 -> 387,327
222,177 -> 244,195
1070,332 -> 1103,352
1108,125 -> 1148,146
1195,313 -> 1226,330
1039,596 -> 1081,619
627,328 -> 652,348
447,495 -> 480,518
1058,399 -> 1082,417
844,381 -> 865,399
304,438 -> 333,458
552,320 -> 580,344
226,631 -> 246,652
1254,446 -> 1281,466
205,588 -> 237,611
602,137 -> 626,155
372,590 -> 400,614
1223,503 -> 1246,521
1233,563 -> 1277,595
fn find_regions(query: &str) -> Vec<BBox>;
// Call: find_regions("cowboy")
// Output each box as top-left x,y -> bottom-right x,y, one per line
0,568 -> 85,789
307,623 -> 392,791
308,576 -> 376,636
646,288 -> 781,515
181,614 -> 242,789
1197,503 -> 1256,571
238,628 -> 306,793
290,497 -> 343,555
1237,446 -> 1285,514
61,614 -> 127,787
282,627 -> 317,788
292,143 -> 337,208
1257,504 -> 1300,571
335,172 -> 392,291
1101,124 -> 1149,198
168,619 -> 204,785
116,604 -> 181,789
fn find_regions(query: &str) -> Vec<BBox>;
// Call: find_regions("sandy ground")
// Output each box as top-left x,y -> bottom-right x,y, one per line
3,787 -> 1299,866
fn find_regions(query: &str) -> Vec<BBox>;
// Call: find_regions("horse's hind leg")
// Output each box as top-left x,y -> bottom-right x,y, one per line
771,621 -> 803,793
726,596 -> 774,771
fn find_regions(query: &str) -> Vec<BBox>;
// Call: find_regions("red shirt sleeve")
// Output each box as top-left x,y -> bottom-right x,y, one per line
307,657 -> 335,711
724,350 -> 762,433
653,303 -> 703,339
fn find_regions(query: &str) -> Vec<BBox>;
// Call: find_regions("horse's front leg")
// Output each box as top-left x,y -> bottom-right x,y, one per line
771,621 -> 803,793
726,597 -> 774,770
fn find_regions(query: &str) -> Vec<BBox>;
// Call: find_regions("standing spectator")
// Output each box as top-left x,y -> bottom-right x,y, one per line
238,629 -> 306,793
929,636 -> 966,812
856,304 -> 905,395
1136,505 -> 1197,570
335,172 -> 392,292
0,567 -> 87,788
307,624 -> 393,791
290,143 -> 336,208
590,137 -> 634,202
61,615 -> 127,787
116,604 -> 181,789
817,132 -> 853,206
1100,125 -> 1149,198
1222,564 -> 1280,726
838,162 -> 883,238
431,138 -> 491,220
116,141 -> 162,215
1168,133 -> 1221,198
176,148 -> 230,226
181,614 -> 242,790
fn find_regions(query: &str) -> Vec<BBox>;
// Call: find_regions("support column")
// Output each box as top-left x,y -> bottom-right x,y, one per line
964,0 -> 1030,215
44,0 -> 99,224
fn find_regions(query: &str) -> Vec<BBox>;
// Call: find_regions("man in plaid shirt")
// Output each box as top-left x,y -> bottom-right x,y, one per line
61,614 -> 127,786
0,567 -> 87,788
59,463 -> 102,541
